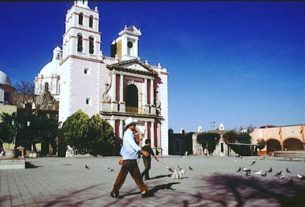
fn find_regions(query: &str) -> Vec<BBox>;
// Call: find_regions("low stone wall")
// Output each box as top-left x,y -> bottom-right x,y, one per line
0,158 -> 25,169
274,151 -> 305,158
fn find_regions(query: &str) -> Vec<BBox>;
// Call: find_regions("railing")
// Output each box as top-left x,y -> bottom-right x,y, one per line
126,106 -> 145,114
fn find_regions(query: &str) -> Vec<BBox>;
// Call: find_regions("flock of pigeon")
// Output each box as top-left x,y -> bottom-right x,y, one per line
164,164 -> 194,179
235,157 -> 305,181
84,155 -> 305,182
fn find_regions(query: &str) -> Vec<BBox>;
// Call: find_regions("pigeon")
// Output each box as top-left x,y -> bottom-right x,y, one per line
254,170 -> 262,175
267,167 -> 272,173
242,167 -> 250,172
286,168 -> 291,173
236,167 -> 242,172
189,166 -> 194,171
280,174 -> 285,179
261,171 -> 267,177
297,174 -> 304,180
167,166 -> 174,173
85,165 -> 90,169
250,160 -> 256,166
275,171 -> 282,176
245,170 -> 251,176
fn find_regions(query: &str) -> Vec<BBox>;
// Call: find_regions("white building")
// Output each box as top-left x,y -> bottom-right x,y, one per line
0,70 -> 15,104
34,0 -> 169,155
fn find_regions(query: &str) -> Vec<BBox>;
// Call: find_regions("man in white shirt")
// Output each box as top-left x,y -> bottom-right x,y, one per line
111,117 -> 149,199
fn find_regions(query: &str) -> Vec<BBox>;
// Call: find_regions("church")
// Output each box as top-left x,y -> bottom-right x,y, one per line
34,0 -> 169,155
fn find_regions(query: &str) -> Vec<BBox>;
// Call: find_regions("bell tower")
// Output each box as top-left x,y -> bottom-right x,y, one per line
59,0 -> 103,123
62,0 -> 101,59
111,25 -> 141,61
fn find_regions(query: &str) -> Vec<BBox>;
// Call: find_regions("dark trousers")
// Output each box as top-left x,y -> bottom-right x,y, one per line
141,158 -> 151,180
112,160 -> 147,193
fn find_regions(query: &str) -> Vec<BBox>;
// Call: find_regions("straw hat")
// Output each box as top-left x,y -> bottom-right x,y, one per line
124,117 -> 138,129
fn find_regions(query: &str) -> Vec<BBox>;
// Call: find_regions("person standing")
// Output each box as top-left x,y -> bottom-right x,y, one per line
141,139 -> 159,180
111,117 -> 149,199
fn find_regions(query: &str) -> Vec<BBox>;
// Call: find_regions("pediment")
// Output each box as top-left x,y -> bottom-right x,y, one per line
107,59 -> 157,75
124,63 -> 151,72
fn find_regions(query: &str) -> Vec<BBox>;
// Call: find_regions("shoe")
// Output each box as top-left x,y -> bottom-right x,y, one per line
110,191 -> 120,199
141,190 -> 150,198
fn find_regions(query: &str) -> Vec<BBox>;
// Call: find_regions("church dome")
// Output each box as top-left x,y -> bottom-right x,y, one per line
37,47 -> 62,78
0,70 -> 11,85
38,61 -> 59,77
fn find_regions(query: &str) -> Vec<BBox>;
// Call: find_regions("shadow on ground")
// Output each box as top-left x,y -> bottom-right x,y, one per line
185,174 -> 305,207
25,161 -> 42,169
1,174 -> 305,207
148,174 -> 172,180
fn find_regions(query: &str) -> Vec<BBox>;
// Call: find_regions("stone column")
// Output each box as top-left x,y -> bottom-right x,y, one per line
150,121 -> 155,151
119,74 -> 125,112
109,117 -> 115,132
111,73 -> 117,112
143,79 -> 149,114
150,79 -> 156,115
119,119 -> 124,138
157,122 -> 161,152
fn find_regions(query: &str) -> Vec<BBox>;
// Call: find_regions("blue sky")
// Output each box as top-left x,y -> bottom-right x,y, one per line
1,2 -> 305,132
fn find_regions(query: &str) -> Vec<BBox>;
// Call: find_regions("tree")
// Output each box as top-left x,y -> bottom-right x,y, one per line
0,112 -> 17,143
31,111 -> 59,155
257,139 -> 266,150
197,132 -> 220,154
87,114 -> 114,155
15,81 -> 34,94
61,110 -> 90,154
224,130 -> 253,156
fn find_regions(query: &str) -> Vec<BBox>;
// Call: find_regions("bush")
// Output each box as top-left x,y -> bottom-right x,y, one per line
61,110 -> 115,155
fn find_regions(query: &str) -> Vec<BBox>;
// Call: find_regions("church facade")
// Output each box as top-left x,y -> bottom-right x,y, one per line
34,0 -> 169,155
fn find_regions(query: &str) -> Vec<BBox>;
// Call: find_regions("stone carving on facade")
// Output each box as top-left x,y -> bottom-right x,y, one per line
35,83 -> 58,111
101,71 -> 112,103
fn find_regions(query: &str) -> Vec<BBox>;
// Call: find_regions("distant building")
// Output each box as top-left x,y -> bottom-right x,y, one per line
168,129 -> 192,155
0,70 -> 17,117
0,70 -> 15,105
251,124 -> 305,154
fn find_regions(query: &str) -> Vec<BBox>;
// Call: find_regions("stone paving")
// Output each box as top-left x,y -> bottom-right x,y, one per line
1,156 -> 305,207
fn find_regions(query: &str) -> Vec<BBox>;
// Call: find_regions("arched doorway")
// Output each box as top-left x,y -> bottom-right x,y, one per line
125,84 -> 138,113
283,138 -> 304,151
266,139 -> 281,153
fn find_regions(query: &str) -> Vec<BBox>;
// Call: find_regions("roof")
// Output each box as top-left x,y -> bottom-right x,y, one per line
118,25 -> 142,37
0,70 -> 11,86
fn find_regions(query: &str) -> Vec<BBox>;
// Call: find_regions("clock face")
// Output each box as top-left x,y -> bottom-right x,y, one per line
128,41 -> 133,48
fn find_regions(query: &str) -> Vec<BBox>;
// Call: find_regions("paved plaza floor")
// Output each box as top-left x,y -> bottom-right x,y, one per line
1,156 -> 305,207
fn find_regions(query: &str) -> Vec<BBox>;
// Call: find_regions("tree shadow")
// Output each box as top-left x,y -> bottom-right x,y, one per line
41,185 -> 102,207
25,161 -> 42,169
119,182 -> 180,198
187,174 -> 305,207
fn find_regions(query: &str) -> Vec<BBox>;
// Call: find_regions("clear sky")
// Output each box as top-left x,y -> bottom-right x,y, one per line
1,1 -> 305,132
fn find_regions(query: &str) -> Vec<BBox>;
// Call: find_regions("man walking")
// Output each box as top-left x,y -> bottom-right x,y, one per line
141,139 -> 159,180
111,117 -> 149,199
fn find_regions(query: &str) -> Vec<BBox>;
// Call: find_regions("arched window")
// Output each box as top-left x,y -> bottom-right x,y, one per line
89,15 -> 93,28
77,34 -> 83,52
89,36 -> 94,54
79,13 -> 83,25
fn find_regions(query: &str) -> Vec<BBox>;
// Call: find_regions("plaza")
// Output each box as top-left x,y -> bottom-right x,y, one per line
1,156 -> 305,207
